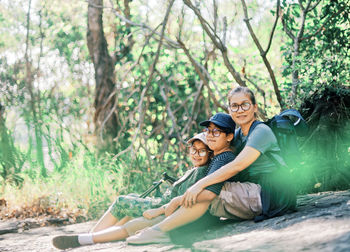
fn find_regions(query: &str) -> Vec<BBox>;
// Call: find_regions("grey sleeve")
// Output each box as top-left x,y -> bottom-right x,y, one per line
246,124 -> 277,154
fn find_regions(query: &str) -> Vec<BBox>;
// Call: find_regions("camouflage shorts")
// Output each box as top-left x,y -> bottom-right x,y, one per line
109,193 -> 162,219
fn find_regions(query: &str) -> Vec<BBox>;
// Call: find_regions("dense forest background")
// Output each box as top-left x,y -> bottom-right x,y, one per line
0,0 -> 349,221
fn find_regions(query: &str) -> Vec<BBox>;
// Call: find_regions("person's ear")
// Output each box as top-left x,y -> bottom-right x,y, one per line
227,133 -> 234,142
253,104 -> 258,113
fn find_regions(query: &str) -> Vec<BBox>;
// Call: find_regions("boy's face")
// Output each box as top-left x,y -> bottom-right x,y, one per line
189,140 -> 210,167
205,123 -> 233,152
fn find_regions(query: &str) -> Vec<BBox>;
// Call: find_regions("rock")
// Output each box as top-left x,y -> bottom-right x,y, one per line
0,190 -> 349,251
193,190 -> 350,251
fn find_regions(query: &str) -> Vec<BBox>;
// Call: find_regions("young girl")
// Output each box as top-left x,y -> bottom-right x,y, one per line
127,112 -> 237,244
52,132 -> 212,250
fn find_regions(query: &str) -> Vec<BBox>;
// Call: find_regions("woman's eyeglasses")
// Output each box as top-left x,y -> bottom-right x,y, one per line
229,102 -> 251,112
203,128 -> 224,137
189,148 -> 208,157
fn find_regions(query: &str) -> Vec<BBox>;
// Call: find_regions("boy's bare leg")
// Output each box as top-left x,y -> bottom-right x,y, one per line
155,201 -> 211,232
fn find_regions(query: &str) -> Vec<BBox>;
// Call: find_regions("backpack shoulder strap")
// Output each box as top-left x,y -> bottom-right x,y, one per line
247,120 -> 263,137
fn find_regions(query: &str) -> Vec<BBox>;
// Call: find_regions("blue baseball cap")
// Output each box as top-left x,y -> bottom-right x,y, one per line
200,113 -> 236,133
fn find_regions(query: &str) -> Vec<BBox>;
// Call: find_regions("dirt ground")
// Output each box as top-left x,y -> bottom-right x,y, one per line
1,190 -> 350,252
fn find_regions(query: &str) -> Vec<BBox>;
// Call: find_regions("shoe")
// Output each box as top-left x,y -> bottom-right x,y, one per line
126,227 -> 171,244
52,235 -> 80,250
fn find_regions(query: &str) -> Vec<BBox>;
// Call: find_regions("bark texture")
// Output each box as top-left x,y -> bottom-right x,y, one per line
87,0 -> 118,150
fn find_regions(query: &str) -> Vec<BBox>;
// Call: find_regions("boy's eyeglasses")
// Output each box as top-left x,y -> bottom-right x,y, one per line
189,148 -> 208,157
203,128 -> 224,137
229,102 -> 251,112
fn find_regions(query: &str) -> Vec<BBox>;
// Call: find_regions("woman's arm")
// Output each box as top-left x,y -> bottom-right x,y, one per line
181,146 -> 261,206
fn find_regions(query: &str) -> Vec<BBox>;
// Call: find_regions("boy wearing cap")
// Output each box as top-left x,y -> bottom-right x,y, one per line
127,113 -> 238,244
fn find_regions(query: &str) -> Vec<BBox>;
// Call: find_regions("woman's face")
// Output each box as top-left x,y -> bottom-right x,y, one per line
228,92 -> 257,126
189,140 -> 210,167
205,122 -> 232,153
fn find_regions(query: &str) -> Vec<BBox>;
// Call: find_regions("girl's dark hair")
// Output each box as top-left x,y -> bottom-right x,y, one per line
228,86 -> 256,105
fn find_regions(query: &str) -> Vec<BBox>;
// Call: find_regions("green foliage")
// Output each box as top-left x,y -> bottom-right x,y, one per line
0,0 -> 349,220
296,86 -> 350,193
280,0 -> 350,104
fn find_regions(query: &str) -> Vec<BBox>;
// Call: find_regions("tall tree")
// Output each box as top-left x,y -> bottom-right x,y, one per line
87,0 -> 118,151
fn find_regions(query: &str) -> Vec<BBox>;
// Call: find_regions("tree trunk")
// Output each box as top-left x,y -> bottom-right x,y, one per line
87,0 -> 118,151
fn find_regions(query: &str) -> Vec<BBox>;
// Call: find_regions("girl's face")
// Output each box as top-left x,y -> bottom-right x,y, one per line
189,140 -> 210,167
205,122 -> 233,154
228,92 -> 257,126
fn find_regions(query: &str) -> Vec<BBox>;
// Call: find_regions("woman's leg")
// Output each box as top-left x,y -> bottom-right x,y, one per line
126,202 -> 211,244
154,201 -> 211,231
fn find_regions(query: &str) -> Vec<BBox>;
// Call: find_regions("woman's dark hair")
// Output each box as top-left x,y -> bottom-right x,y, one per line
228,86 -> 256,105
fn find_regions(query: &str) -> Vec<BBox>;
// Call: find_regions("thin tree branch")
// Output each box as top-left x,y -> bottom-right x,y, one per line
222,16 -> 227,47
296,0 -> 313,41
265,0 -> 281,55
301,5 -> 346,41
113,0 -> 176,158
100,28 -> 156,134
87,0 -> 180,49
308,0 -> 322,12
241,0 -> 284,108
281,6 -> 296,40
298,0 -> 305,11
181,82 -> 204,136
159,83 -> 183,145
213,0 -> 218,34
183,0 -> 246,86
177,39 -> 228,112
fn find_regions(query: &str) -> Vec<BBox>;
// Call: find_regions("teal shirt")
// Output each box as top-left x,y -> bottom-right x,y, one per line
160,165 -> 208,204
169,165 -> 208,199
241,123 -> 285,179
234,122 -> 296,221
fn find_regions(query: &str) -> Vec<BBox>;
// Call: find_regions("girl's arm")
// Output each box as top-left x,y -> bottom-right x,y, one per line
143,206 -> 166,220
181,146 -> 261,206
142,195 -> 183,219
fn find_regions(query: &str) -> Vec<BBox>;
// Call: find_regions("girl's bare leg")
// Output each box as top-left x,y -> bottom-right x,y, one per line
155,201 -> 211,232
90,208 -> 131,233
92,215 -> 165,243
92,226 -> 129,243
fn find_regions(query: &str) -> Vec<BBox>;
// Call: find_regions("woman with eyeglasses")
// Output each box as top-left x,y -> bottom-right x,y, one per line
191,86 -> 296,222
52,132 -> 216,250
127,87 -> 296,244
126,112 -> 237,244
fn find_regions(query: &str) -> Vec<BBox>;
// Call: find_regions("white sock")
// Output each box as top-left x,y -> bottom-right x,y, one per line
78,233 -> 94,245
